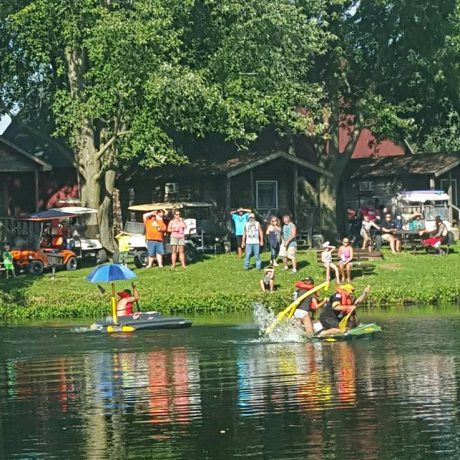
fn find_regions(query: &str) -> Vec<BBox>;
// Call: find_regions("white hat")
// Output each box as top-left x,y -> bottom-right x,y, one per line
322,241 -> 331,248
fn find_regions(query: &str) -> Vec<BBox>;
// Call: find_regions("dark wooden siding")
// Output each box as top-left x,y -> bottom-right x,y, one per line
0,148 -> 38,172
344,176 -> 431,211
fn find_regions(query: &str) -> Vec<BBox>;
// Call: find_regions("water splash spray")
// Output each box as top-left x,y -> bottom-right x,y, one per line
252,303 -> 305,343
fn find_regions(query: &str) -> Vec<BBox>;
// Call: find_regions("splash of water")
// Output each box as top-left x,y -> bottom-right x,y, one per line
252,303 -> 305,343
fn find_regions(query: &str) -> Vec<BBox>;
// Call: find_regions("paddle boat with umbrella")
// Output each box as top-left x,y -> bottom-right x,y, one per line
87,263 -> 192,333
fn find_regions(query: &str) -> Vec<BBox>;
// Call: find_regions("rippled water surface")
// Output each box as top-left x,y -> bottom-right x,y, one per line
1,312 -> 460,459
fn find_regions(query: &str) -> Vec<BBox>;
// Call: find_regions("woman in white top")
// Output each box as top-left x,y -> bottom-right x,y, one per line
360,214 -> 380,251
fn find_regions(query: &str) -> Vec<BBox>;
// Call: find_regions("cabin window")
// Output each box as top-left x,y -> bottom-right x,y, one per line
256,180 -> 278,210
358,181 -> 374,192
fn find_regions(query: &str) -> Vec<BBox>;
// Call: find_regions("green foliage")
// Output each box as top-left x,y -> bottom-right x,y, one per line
0,247 -> 459,322
346,0 -> 460,150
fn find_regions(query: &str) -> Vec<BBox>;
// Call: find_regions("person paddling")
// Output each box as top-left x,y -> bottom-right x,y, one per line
292,277 -> 326,334
317,283 -> 370,335
116,283 -> 140,317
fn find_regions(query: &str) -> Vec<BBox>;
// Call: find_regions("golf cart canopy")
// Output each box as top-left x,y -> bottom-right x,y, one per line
17,209 -> 78,221
128,202 -> 214,212
51,206 -> 98,215
397,190 -> 450,203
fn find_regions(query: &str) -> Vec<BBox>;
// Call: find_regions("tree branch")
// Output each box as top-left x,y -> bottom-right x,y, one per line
95,130 -> 130,162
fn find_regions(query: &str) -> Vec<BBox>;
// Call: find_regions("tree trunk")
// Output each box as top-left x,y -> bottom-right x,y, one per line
99,168 -> 117,252
318,100 -> 362,238
319,172 -> 341,240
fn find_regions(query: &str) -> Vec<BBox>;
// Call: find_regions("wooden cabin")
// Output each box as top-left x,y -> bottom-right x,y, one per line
343,152 -> 460,222
0,137 -> 53,216
125,151 -> 331,236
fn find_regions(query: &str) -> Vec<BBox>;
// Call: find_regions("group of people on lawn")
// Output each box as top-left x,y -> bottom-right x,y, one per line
231,208 -> 298,273
357,209 -> 450,255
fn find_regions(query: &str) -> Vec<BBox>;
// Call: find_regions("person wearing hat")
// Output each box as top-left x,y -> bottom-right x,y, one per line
292,276 -> 326,333
407,212 -> 425,232
320,241 -> 340,282
242,213 -> 264,270
318,283 -> 370,333
230,207 -> 252,258
420,215 -> 448,254
116,283 -> 140,317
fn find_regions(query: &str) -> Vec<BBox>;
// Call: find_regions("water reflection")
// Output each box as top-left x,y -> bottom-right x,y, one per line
237,342 -> 357,416
0,318 -> 460,459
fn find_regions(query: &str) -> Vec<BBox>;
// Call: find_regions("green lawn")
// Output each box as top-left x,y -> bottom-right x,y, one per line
0,245 -> 459,320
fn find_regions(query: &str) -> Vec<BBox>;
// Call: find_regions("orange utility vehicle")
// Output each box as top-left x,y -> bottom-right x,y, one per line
11,210 -> 78,275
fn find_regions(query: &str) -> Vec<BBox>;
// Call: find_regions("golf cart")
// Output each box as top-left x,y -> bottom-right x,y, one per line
125,202 -> 228,268
11,210 -> 79,275
394,190 -> 454,232
50,206 -> 108,264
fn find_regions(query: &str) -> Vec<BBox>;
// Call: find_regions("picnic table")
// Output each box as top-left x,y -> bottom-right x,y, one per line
396,229 -> 455,255
396,230 -> 425,253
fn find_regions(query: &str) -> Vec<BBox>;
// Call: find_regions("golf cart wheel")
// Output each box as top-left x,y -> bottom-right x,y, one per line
29,260 -> 44,275
185,244 -> 197,264
134,250 -> 147,268
96,249 -> 108,264
66,256 -> 78,271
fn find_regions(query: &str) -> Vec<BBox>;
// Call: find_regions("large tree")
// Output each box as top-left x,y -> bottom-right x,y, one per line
310,0 -> 460,234
0,0 -> 336,246
2,0 -> 459,242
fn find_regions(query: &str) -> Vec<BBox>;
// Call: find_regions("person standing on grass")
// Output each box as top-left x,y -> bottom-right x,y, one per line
2,244 -> 16,279
266,216 -> 281,266
143,209 -> 167,268
242,213 -> 264,270
338,238 -> 354,283
167,210 -> 188,268
360,214 -> 380,251
279,214 -> 297,273
231,207 -> 252,258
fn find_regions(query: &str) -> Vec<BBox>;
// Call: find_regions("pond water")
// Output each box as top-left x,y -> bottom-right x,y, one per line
1,311 -> 460,459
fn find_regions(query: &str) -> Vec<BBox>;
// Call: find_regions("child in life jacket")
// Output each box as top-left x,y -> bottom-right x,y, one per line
292,277 -> 326,334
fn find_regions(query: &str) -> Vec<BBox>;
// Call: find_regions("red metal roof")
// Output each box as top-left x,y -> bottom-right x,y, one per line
340,125 -> 405,158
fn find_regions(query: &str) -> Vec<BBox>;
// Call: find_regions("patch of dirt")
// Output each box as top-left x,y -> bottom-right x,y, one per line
379,263 -> 403,270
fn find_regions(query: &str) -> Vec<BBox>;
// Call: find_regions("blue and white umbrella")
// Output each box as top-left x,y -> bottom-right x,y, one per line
86,263 -> 137,323
87,263 -> 136,283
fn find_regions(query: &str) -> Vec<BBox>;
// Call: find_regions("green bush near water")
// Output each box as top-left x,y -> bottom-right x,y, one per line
0,245 -> 459,321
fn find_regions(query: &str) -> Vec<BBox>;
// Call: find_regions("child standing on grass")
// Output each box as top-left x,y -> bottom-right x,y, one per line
260,267 -> 275,293
115,231 -> 130,266
2,244 -> 16,279
321,241 -> 340,283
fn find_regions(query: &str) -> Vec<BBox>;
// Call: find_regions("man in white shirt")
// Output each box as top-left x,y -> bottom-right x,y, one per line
241,213 -> 264,270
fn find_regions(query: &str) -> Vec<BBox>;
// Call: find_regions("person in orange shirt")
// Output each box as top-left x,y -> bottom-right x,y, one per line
143,209 -> 167,268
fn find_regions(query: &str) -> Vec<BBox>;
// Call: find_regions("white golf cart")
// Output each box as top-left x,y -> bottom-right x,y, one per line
393,190 -> 454,232
125,202 -> 228,268
51,206 -> 108,263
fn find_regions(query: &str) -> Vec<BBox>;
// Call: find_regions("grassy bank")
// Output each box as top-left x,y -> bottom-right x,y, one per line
0,246 -> 459,321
